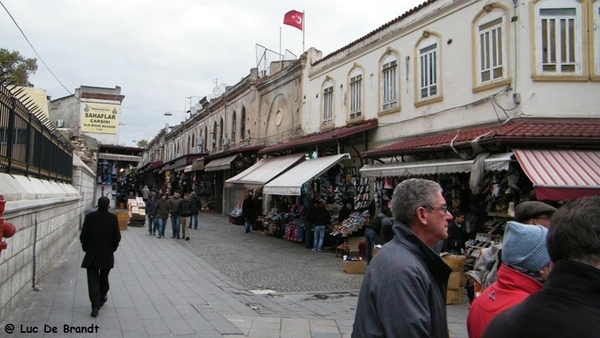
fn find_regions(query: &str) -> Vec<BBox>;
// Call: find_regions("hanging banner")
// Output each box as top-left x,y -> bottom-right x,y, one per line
81,102 -> 119,134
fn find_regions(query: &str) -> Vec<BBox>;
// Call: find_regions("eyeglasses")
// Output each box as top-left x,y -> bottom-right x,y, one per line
423,205 -> 449,213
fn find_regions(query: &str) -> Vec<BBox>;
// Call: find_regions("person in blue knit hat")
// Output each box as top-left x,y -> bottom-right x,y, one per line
467,221 -> 552,338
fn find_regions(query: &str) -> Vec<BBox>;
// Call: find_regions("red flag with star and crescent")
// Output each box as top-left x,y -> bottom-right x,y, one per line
283,10 -> 303,31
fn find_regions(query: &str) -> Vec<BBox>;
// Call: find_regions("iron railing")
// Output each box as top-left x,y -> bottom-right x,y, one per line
0,78 -> 73,183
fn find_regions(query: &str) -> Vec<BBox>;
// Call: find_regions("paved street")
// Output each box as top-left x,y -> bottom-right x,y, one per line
1,212 -> 469,337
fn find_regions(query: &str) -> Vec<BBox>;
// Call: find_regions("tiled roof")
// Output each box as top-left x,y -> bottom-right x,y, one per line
363,119 -> 600,158
259,120 -> 378,155
313,0 -> 438,66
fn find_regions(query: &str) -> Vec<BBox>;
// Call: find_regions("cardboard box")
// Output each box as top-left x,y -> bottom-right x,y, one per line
343,260 -> 365,274
447,272 -> 462,289
442,254 -> 467,272
116,212 -> 128,231
446,288 -> 463,305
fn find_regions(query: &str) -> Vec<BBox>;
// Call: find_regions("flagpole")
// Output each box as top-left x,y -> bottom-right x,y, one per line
279,26 -> 283,68
302,10 -> 305,53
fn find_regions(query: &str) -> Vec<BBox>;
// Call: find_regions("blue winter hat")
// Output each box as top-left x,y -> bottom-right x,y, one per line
502,221 -> 551,272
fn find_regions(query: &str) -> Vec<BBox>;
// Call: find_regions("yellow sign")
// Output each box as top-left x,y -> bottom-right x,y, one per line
81,102 -> 119,134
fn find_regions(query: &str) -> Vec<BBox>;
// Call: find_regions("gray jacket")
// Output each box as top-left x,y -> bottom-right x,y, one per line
352,220 -> 451,337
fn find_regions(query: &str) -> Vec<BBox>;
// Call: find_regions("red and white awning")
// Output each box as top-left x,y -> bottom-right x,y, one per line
513,149 -> 600,201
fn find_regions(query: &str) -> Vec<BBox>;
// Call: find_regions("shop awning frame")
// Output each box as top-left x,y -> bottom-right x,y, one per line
225,153 -> 305,189
263,153 -> 350,196
184,165 -> 193,173
204,154 -> 240,172
513,149 -> 600,201
359,152 -> 514,178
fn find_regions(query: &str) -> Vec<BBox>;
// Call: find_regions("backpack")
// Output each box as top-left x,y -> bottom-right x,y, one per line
466,243 -> 502,296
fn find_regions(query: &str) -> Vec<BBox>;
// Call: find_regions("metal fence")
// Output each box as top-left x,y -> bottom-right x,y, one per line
0,81 -> 73,183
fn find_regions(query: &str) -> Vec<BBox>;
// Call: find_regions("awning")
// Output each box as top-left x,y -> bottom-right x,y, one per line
263,153 -> 350,195
225,153 -> 305,189
259,120 -> 378,155
184,165 -> 193,173
359,152 -> 513,178
513,149 -> 600,201
204,154 -> 239,172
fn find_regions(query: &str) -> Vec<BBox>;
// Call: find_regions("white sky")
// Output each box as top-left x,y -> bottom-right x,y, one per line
1,0 -> 425,146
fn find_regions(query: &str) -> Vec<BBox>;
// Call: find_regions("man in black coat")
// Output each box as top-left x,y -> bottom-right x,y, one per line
483,196 -> 600,338
80,196 -> 121,317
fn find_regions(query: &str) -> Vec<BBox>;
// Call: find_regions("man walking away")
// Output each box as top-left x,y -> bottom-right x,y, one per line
190,192 -> 201,230
146,192 -> 158,235
154,193 -> 169,238
168,191 -> 182,239
178,193 -> 193,241
242,193 -> 255,233
312,202 -> 330,252
352,178 -> 453,337
80,196 -> 121,318
141,185 -> 150,202
483,196 -> 600,338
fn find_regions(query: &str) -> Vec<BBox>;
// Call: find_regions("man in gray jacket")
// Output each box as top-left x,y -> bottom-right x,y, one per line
352,178 -> 453,337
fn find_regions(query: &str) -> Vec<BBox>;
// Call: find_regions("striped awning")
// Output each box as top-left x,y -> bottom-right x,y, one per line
359,152 -> 513,178
513,149 -> 600,201
204,154 -> 239,172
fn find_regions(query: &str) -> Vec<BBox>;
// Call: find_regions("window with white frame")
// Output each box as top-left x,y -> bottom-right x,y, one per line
349,69 -> 362,119
381,54 -> 398,110
322,82 -> 334,125
477,11 -> 507,84
418,38 -> 439,100
536,1 -> 581,74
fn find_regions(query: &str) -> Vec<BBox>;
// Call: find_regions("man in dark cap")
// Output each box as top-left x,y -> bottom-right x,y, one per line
514,201 -> 557,229
483,196 -> 600,338
80,196 -> 122,317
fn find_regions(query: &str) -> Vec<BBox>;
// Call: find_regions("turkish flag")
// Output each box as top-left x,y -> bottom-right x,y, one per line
283,10 -> 303,31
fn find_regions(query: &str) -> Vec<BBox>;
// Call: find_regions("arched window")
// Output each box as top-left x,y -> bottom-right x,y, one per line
381,53 -> 398,111
240,107 -> 246,140
219,117 -> 224,147
322,80 -> 334,125
212,121 -> 217,149
232,111 -> 237,143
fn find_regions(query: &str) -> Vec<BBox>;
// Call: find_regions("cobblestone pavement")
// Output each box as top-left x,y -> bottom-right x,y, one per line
181,212 -> 364,293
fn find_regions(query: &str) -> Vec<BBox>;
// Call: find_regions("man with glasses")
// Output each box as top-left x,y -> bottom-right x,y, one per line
352,178 -> 453,337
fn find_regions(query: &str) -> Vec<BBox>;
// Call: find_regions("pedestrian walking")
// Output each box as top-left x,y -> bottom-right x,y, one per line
179,193 -> 192,241
190,192 -> 201,230
168,191 -> 182,239
242,193 -> 255,233
365,211 -> 385,264
154,193 -> 169,238
146,192 -> 158,235
80,196 -> 121,318
352,178 -> 453,337
141,185 -> 150,202
483,196 -> 600,338
312,201 -> 330,252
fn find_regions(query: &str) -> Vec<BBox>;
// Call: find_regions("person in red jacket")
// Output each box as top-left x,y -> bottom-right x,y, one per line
466,221 -> 552,338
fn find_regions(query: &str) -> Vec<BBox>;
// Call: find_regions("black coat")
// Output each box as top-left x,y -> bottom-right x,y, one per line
483,260 -> 600,338
80,209 -> 121,269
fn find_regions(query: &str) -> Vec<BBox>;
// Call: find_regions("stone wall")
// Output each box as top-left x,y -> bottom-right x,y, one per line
0,159 -> 95,320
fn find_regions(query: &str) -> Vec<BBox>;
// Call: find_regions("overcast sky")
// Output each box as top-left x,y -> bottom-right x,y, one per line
1,0 -> 425,146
